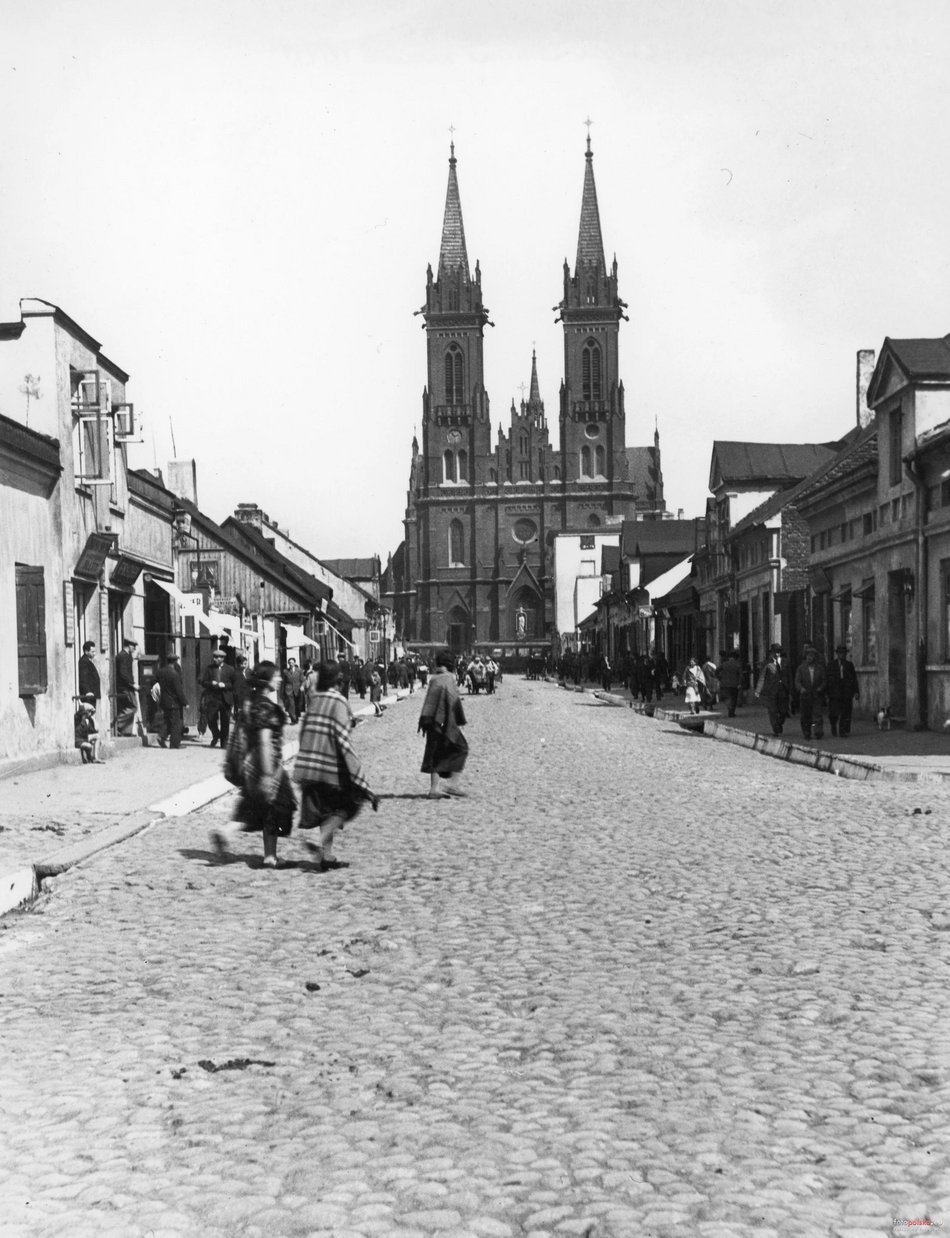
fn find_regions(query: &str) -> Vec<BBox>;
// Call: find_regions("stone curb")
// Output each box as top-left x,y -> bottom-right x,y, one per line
0,691 -> 408,918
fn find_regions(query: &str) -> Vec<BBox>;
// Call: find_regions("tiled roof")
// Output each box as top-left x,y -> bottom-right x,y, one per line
0,412 -> 60,470
321,557 -> 379,580
885,334 -> 950,379
710,441 -> 840,490
438,148 -> 469,276
219,517 -> 332,607
625,445 -> 661,498
575,144 -> 606,273
730,424 -> 878,535
621,518 -> 702,558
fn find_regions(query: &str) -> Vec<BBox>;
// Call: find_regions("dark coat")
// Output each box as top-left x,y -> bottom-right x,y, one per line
78,654 -> 101,700
157,664 -> 188,711
115,649 -> 136,694
826,657 -> 859,703
757,657 -> 792,705
201,661 -> 236,707
794,660 -> 827,698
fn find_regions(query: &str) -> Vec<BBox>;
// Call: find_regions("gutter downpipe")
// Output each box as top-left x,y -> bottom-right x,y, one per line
904,450 -> 927,730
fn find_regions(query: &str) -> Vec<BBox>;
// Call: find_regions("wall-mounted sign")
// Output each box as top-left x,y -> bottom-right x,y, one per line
74,532 -> 118,582
110,556 -> 144,592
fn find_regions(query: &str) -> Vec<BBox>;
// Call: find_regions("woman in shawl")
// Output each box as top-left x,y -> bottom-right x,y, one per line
419,650 -> 468,799
683,656 -> 707,716
293,661 -> 378,870
211,661 -> 297,868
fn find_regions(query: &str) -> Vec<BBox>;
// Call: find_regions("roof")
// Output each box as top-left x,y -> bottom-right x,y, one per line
575,140 -> 606,273
438,146 -> 469,276
0,412 -> 60,471
217,515 -> 332,609
867,334 -> 950,407
731,423 -> 878,534
321,557 -> 379,580
621,518 -> 701,559
709,441 -> 841,491
643,556 -> 694,603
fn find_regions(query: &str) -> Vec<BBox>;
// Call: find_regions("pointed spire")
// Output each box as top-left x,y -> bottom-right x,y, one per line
575,135 -> 606,274
438,141 -> 470,277
528,349 -> 541,406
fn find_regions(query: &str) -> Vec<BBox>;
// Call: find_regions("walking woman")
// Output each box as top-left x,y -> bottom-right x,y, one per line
293,661 -> 378,869
419,650 -> 468,798
683,656 -> 707,716
211,661 -> 296,868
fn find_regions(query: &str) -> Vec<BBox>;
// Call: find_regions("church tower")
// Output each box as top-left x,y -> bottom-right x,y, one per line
558,136 -> 628,501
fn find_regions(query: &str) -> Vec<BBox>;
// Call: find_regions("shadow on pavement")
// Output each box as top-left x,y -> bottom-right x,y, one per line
178,847 -> 323,872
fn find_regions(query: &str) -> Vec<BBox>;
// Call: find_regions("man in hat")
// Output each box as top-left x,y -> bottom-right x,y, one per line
114,638 -> 139,735
156,652 -> 188,749
201,647 -> 236,746
794,644 -> 827,741
826,643 -> 859,737
754,643 -> 792,736
78,640 -> 101,702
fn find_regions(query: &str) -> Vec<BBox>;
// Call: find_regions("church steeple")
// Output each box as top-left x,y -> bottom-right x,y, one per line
438,142 -> 470,278
575,136 -> 606,274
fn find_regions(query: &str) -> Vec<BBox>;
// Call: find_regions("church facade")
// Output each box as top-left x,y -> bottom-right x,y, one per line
391,139 -> 666,653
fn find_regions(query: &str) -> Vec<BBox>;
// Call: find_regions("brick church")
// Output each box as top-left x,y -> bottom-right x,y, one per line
388,138 -> 666,653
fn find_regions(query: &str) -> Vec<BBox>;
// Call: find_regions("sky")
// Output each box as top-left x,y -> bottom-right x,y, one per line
2,0 -> 950,558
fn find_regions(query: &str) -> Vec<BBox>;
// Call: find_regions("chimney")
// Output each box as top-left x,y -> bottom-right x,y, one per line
233,503 -> 264,529
677,508 -> 684,520
856,349 -> 876,429
167,459 -> 198,505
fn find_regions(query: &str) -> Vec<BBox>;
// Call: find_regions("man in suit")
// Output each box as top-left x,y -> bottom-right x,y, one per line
794,644 -> 827,741
826,643 -> 859,737
78,641 -> 101,702
200,647 -> 236,746
156,652 -> 188,749
755,643 -> 792,736
114,638 -> 139,735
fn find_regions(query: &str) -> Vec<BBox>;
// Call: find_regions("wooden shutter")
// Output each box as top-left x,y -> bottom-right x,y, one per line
15,564 -> 48,695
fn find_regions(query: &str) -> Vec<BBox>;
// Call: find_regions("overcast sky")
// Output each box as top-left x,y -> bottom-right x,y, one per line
2,1 -> 949,558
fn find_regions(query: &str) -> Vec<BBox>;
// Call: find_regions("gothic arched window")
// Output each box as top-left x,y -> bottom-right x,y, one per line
443,449 -> 456,483
489,467 -> 497,484
458,449 -> 468,482
582,339 -> 602,402
554,464 -> 561,480
588,513 -> 601,528
449,519 -> 465,566
581,445 -> 592,477
520,434 -> 528,455
595,445 -> 606,476
445,345 -> 464,404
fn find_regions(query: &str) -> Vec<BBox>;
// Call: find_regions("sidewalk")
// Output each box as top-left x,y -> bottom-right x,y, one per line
0,689 -> 407,917
583,680 -> 950,783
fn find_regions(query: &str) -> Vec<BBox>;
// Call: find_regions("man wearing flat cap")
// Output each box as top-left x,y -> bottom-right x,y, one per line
826,644 -> 859,737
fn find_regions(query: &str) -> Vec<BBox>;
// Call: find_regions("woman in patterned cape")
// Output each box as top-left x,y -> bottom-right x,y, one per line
293,661 -> 378,870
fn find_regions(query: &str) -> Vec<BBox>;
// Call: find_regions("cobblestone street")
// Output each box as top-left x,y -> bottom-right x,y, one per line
1,680 -> 948,1237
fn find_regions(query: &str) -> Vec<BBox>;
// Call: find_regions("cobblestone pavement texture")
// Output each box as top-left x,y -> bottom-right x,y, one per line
1,681 -> 948,1237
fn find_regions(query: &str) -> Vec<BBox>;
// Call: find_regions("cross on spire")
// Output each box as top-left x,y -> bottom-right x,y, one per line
584,115 -> 593,152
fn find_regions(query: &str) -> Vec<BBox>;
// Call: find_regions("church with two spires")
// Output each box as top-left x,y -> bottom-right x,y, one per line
388,138 -> 667,653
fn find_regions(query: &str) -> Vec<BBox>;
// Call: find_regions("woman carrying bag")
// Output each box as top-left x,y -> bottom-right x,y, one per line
418,650 -> 469,799
212,661 -> 296,868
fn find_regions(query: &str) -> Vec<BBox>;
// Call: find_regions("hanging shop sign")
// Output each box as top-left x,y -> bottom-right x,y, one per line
74,532 -> 118,582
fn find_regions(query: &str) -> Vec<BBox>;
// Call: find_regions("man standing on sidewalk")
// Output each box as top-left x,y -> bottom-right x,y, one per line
201,649 -> 236,747
114,639 -> 139,735
826,644 -> 859,737
755,643 -> 792,736
156,653 -> 188,749
794,645 -> 827,741
78,641 -> 100,703
718,649 -> 743,718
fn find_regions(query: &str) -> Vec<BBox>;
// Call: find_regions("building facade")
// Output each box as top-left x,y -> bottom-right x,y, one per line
394,140 -> 665,653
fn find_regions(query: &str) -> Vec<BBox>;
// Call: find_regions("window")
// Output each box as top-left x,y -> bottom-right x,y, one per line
70,368 -> 113,486
863,512 -> 874,536
449,519 -> 465,566
458,449 -> 468,482
553,465 -> 561,480
889,406 -> 903,487
489,467 -> 497,484
16,564 -> 47,696
580,445 -> 592,477
443,449 -> 456,483
519,461 -> 529,479
580,559 -> 596,575
862,588 -> 877,666
595,445 -> 606,476
839,592 -> 853,651
581,340 -> 602,401
588,513 -> 601,528
580,535 -> 596,549
444,345 -> 464,404
520,434 -> 528,455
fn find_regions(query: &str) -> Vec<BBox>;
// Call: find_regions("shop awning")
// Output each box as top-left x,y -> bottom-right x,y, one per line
643,555 -> 693,604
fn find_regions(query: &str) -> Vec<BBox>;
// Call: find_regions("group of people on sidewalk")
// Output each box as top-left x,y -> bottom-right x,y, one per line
208,649 -> 470,869
754,642 -> 860,741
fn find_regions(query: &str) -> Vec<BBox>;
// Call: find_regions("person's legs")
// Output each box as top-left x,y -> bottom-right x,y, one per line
828,704 -> 840,737
262,829 -> 278,867
800,695 -> 814,739
218,703 -> 231,745
839,702 -> 853,737
207,700 -> 222,746
169,709 -> 183,749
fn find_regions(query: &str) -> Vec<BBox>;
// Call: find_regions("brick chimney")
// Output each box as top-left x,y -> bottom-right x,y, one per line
856,349 -> 876,429
233,503 -> 265,529
167,459 -> 198,505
